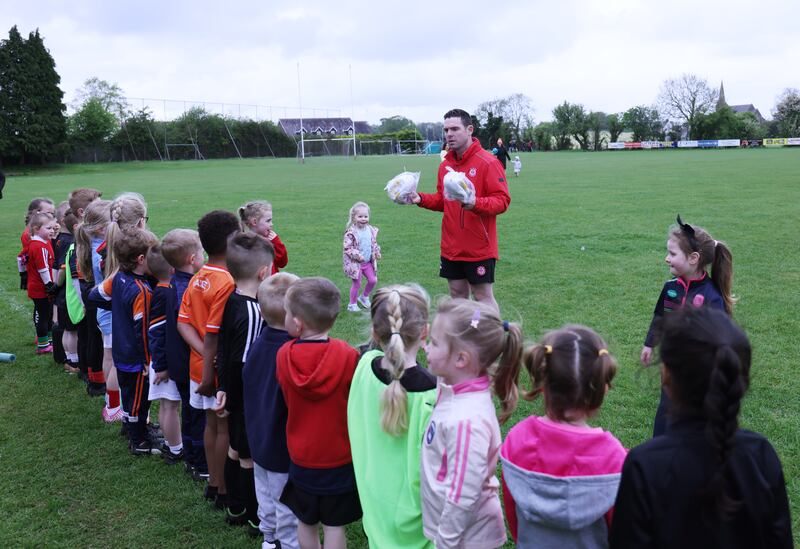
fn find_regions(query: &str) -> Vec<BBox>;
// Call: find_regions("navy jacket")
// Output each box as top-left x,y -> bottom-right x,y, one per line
147,283 -> 170,373
242,326 -> 292,472
165,270 -> 192,382
645,272 -> 724,347
610,418 -> 792,548
88,270 -> 152,372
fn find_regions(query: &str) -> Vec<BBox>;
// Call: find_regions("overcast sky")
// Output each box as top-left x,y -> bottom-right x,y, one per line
5,0 -> 799,124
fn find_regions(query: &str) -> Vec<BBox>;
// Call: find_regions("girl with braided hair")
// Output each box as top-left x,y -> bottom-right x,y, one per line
500,325 -> 626,547
641,214 -> 735,436
420,298 -> 523,549
347,284 -> 436,548
611,307 -> 791,548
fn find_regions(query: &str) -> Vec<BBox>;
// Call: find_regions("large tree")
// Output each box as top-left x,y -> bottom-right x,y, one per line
552,101 -> 590,150
72,77 -> 130,119
69,97 -> 118,162
657,74 -> 717,140
622,105 -> 663,142
606,113 -> 625,143
588,111 -> 607,150
0,26 -> 66,164
375,115 -> 415,134
772,88 -> 800,137
475,93 -> 534,140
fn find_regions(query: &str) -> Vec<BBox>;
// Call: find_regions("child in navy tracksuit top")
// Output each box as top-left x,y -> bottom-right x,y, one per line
640,215 -> 735,436
160,228 -> 208,476
243,273 -> 300,549
89,229 -> 159,454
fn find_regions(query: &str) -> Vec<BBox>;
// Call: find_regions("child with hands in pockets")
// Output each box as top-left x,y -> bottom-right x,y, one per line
343,201 -> 381,312
420,298 -> 523,549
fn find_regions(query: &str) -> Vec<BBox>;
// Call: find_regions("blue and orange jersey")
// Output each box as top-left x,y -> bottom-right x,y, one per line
88,270 -> 152,372
148,282 -> 170,373
178,264 -> 235,384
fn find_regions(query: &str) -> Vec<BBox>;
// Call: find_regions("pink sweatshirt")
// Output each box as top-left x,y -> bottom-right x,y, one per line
500,416 -> 627,547
420,376 -> 507,549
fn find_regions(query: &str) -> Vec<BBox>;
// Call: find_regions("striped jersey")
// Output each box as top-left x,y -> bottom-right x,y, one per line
177,264 -> 235,384
218,290 -> 264,412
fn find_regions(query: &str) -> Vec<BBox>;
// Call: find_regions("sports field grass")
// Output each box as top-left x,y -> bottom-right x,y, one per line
1,148 -> 798,546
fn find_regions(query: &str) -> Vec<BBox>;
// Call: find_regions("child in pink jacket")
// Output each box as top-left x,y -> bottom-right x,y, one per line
501,325 -> 627,548
342,201 -> 380,312
420,299 -> 523,549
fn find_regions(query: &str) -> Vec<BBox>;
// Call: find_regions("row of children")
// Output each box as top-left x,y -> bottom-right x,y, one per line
17,191 -> 792,548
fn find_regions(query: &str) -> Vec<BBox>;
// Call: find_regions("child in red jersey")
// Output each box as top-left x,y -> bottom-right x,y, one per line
27,211 -> 58,354
19,198 -> 55,291
238,200 -> 288,274
277,277 -> 361,549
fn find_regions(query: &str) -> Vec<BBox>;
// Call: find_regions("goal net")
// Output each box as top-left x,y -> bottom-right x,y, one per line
296,138 -> 355,158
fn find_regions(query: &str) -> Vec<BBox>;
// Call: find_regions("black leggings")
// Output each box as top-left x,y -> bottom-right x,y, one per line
32,298 -> 53,340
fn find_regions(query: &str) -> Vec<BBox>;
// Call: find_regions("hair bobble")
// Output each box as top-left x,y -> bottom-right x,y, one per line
390,331 -> 402,336
544,345 -> 553,354
502,320 -> 510,332
470,309 -> 481,329
598,349 -> 609,357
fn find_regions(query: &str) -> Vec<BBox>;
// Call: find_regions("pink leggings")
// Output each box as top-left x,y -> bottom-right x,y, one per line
349,262 -> 377,304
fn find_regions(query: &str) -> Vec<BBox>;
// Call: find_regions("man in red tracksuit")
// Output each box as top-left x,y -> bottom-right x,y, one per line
410,108 -> 510,311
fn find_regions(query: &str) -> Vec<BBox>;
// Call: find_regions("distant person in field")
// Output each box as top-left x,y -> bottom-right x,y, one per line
495,138 -> 511,169
409,108 -> 511,311
512,156 -> 521,177
343,201 -> 381,312
641,215 -> 735,437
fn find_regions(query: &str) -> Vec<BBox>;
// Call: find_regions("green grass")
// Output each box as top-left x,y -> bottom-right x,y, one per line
1,148 -> 798,546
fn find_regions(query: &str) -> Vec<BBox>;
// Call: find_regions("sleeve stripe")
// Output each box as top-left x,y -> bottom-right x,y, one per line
448,421 -> 464,501
453,420 -> 472,503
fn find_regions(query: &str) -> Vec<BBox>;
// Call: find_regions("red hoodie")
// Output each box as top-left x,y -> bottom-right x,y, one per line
418,137 -> 510,261
276,338 -> 359,468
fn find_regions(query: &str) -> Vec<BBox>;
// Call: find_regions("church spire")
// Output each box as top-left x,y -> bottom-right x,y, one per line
717,81 -> 727,109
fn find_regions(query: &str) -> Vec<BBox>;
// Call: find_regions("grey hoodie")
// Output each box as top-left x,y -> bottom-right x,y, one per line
501,458 -> 621,549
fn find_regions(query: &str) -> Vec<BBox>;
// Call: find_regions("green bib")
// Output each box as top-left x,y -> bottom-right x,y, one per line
64,244 -> 85,324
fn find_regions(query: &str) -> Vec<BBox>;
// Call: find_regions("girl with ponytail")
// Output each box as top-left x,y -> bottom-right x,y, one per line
500,325 -> 626,546
347,284 -> 436,548
419,298 -> 523,549
611,307 -> 791,548
642,214 -> 736,436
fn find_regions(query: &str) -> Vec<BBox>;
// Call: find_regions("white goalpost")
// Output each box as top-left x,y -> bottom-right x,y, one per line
295,137 -> 356,158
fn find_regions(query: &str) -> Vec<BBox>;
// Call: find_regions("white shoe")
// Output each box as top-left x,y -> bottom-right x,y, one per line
347,303 -> 360,312
358,295 -> 371,308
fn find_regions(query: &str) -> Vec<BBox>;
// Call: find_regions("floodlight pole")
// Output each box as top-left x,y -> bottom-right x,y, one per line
350,64 -> 357,159
297,62 -> 305,164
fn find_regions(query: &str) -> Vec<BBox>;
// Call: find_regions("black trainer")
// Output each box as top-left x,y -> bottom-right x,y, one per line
161,444 -> 185,465
247,519 -> 261,538
225,505 -> 248,525
203,484 -> 218,501
130,439 -> 162,456
192,466 -> 210,482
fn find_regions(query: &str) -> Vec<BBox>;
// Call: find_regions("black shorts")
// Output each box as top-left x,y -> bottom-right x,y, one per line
439,257 -> 496,285
280,480 -> 362,527
227,408 -> 251,459
56,301 -> 80,331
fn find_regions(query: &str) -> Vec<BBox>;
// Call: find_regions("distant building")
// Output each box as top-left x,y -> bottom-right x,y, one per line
278,117 -> 372,138
717,82 -> 766,123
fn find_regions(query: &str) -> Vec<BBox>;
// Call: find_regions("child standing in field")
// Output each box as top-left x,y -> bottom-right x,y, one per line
26,212 -> 58,354
146,244 -> 185,464
611,308 -> 792,548
19,198 -> 55,291
512,155 -> 521,177
215,233 -> 274,530
161,229 -> 208,479
641,215 -> 734,436
420,299 -> 523,549
277,277 -> 362,549
239,200 -> 288,274
343,201 -> 381,312
501,325 -> 627,547
54,208 -> 82,373
75,199 -> 112,397
348,284 -> 437,549
89,229 -> 160,454
177,210 -> 241,508
243,273 -> 300,549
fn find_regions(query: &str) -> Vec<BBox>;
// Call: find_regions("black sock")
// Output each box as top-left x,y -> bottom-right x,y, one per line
241,466 -> 257,523
224,456 -> 244,513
